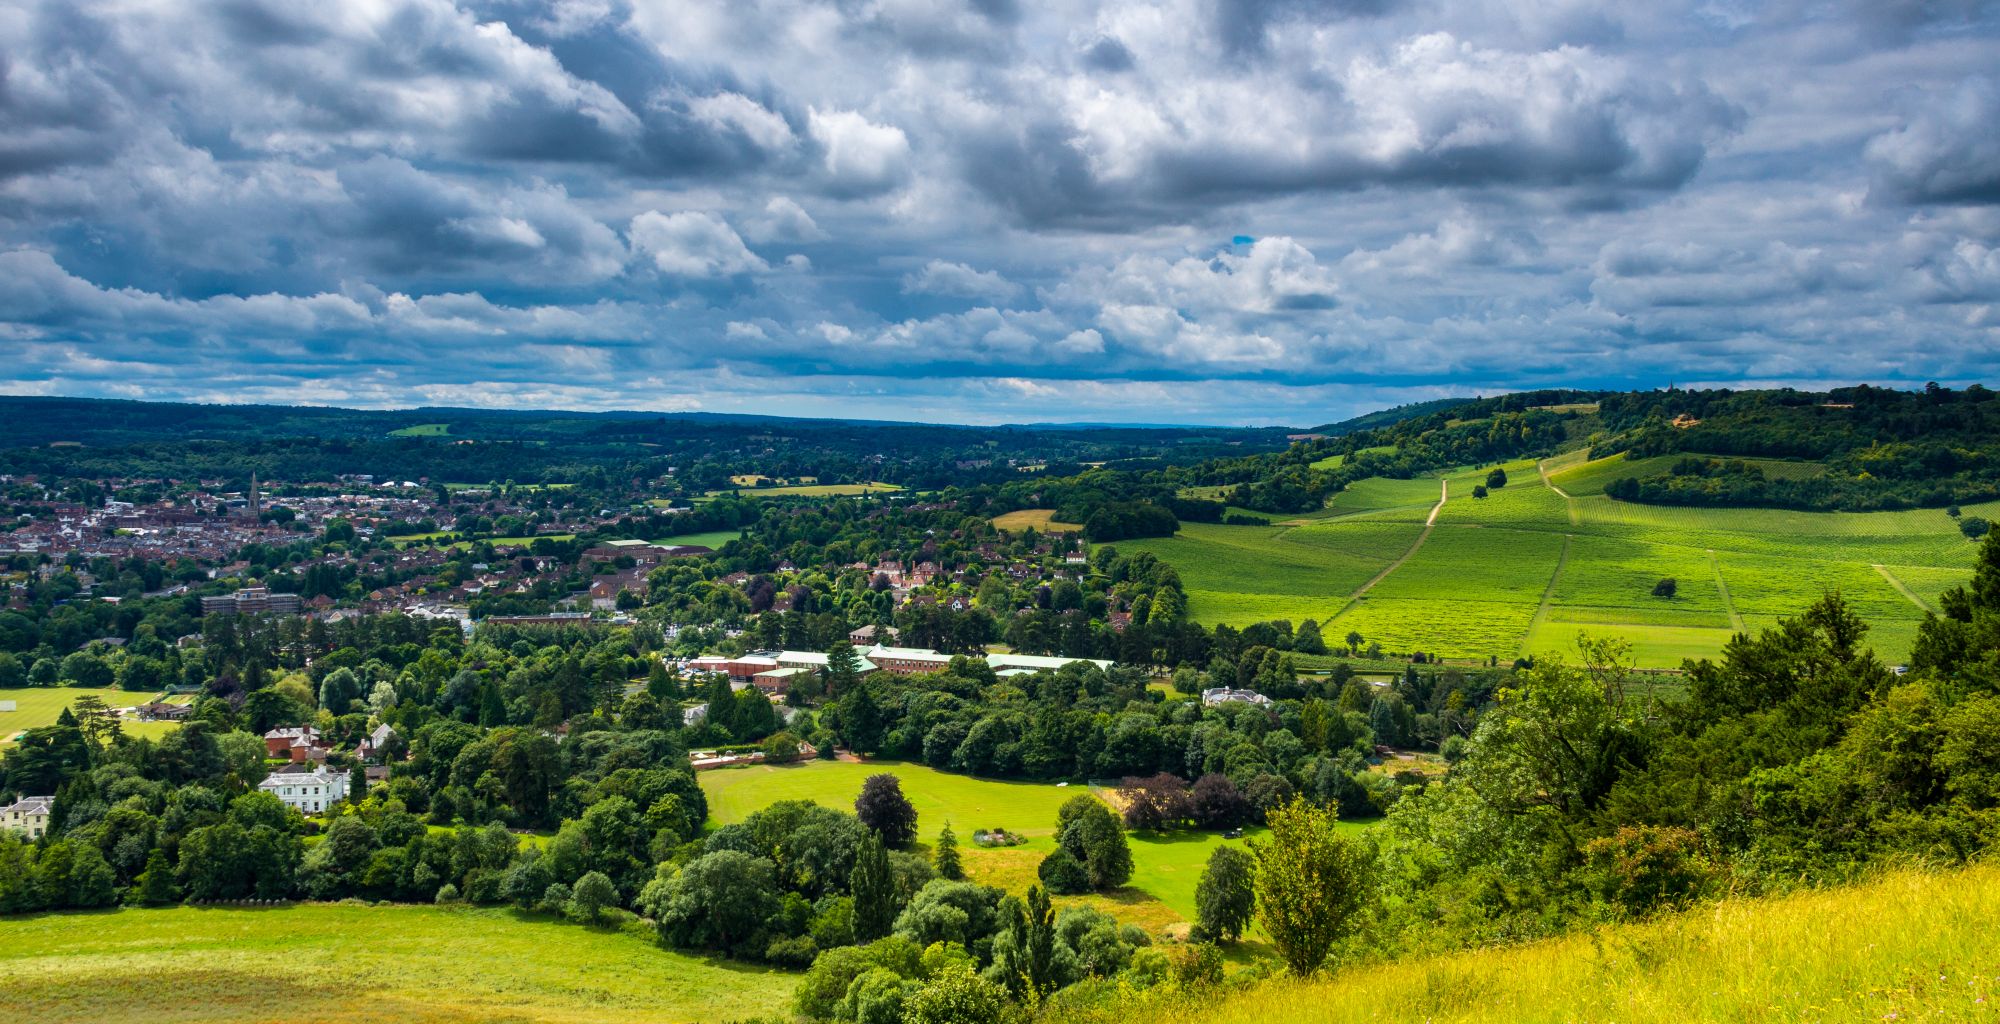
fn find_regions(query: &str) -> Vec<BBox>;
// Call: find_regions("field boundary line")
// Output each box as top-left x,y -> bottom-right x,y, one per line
1708,549 -> 1745,632
1331,480 -> 1449,620
1873,563 -> 1938,615
1520,534 -> 1574,659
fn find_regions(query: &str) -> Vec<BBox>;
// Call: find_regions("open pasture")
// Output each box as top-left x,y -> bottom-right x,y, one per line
991,508 -> 1085,532
386,422 -> 450,437
0,903 -> 791,1024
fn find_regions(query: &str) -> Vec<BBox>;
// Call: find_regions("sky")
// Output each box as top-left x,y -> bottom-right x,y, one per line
0,0 -> 1996,427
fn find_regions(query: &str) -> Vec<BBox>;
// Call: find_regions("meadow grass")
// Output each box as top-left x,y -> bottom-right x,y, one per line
0,902 -> 792,1024
386,422 -> 450,437
0,687 -> 179,745
992,508 -> 1085,532
1092,861 -> 2000,1024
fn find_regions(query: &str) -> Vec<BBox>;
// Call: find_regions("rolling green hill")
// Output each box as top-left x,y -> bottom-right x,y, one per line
1125,453 -> 1986,667
1054,861 -> 2000,1024
0,902 -> 793,1024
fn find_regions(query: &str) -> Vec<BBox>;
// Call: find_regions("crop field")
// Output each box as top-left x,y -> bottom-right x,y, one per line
1121,521 -> 1425,627
0,903 -> 791,1024
701,759 -> 1374,932
1,687 -> 180,745
1136,454 -> 1991,666
992,508 -> 1085,532
1323,475 -> 1442,516
1875,564 -> 1974,612
1366,525 -> 1564,605
1105,862 -> 2000,1024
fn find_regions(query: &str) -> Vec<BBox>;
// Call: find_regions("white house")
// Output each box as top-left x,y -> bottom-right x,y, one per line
0,795 -> 52,839
1201,687 -> 1274,708
258,768 -> 350,814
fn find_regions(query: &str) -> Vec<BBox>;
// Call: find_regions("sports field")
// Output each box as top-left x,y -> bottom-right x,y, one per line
701,759 -> 1374,932
0,687 -> 181,745
1126,452 -> 1986,668
648,529 -> 743,550
0,902 -> 791,1023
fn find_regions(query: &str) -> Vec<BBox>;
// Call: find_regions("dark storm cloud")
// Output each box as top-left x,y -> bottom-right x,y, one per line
1212,0 -> 1400,55
0,0 -> 1993,424
1867,76 -> 2000,205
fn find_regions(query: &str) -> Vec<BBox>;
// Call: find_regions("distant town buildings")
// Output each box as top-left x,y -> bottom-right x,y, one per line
201,587 -> 302,617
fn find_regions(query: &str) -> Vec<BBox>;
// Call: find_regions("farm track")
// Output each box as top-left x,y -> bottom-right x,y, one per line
1330,479 -> 1449,620
1873,563 -> 1939,614
1521,534 -> 1574,659
1708,549 -> 1746,631
1538,458 -> 1580,525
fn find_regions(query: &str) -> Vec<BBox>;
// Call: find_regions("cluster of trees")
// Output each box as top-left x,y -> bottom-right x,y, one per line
1354,535 -> 2000,955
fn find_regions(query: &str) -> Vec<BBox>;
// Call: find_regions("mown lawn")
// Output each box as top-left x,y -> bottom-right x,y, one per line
1,687 -> 180,745
648,529 -> 744,550
0,902 -> 793,1024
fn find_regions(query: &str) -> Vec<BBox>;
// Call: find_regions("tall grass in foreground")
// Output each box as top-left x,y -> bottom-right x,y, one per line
1066,862 -> 2000,1023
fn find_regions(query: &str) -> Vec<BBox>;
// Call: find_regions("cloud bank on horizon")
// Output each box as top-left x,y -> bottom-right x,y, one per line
0,0 -> 1995,426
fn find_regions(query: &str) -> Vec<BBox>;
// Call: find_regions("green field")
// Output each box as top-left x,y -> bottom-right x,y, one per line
1093,861 -> 2000,1024
1,687 -> 180,745
1121,520 -> 1426,627
387,422 -> 450,437
1131,451 -> 1989,667
0,903 -> 790,1023
701,759 -> 1372,932
650,529 -> 743,550
711,481 -> 903,498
